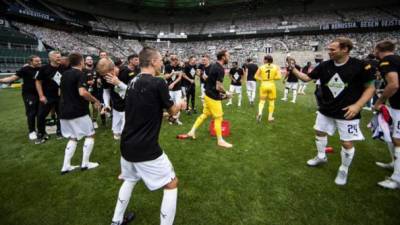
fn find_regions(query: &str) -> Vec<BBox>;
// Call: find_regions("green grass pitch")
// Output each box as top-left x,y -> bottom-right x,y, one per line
0,81 -> 399,225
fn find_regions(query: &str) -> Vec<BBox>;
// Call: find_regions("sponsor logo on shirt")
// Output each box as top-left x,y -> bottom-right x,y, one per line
327,73 -> 347,98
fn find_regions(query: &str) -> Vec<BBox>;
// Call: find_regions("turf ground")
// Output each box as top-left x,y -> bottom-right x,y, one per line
0,81 -> 399,225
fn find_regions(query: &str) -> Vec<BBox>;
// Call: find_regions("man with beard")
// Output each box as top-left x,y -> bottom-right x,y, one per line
186,50 -> 233,148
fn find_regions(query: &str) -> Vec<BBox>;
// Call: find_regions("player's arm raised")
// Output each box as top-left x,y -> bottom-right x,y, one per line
0,75 -> 19,84
287,59 -> 312,82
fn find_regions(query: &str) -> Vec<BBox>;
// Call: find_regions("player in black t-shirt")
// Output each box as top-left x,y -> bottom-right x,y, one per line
186,50 -> 233,148
198,55 -> 211,100
35,50 -> 65,144
164,55 -> 184,125
59,53 -> 101,175
243,58 -> 258,105
110,47 -> 185,225
182,56 -> 197,114
83,56 -> 100,129
282,57 -> 301,103
298,61 -> 312,95
98,58 -> 129,140
227,62 -> 244,107
288,37 -> 375,186
119,54 -> 141,85
374,40 -> 400,189
0,55 -> 41,140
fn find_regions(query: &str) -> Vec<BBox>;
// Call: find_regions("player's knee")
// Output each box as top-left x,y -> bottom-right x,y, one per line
164,177 -> 178,189
315,130 -> 327,137
341,141 -> 353,149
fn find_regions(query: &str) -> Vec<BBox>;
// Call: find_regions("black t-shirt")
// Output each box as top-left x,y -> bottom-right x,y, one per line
182,64 -> 197,87
229,67 -> 244,86
101,73 -> 130,112
59,68 -> 89,119
164,64 -> 182,91
244,63 -> 258,81
379,55 -> 400,109
36,64 -> 65,100
198,64 -> 210,84
16,66 -> 39,96
121,74 -> 174,162
205,63 -> 225,100
287,65 -> 301,82
308,58 -> 375,119
119,66 -> 141,85
83,67 -> 97,93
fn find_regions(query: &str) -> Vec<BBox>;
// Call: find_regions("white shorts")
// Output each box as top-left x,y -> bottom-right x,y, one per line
246,81 -> 256,92
299,80 -> 308,86
285,82 -> 298,90
314,112 -> 364,141
169,90 -> 182,104
112,109 -> 125,135
229,85 -> 242,94
60,115 -> 95,140
389,107 -> 400,139
120,153 -> 176,191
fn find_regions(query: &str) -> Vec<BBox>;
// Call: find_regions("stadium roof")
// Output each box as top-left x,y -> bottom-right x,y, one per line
112,0 -> 258,8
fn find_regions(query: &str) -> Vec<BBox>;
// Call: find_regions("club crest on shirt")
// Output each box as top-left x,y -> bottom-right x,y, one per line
234,72 -> 239,80
190,68 -> 196,76
53,71 -> 62,86
327,73 -> 346,98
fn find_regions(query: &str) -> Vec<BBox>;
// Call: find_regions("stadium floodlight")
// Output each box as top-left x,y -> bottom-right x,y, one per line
180,32 -> 185,36
159,32 -> 164,36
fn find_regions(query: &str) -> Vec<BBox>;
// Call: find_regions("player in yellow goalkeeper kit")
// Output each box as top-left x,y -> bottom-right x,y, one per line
255,55 -> 281,122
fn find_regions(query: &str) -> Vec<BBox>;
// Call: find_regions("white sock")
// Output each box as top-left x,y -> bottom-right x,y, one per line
82,137 -> 94,166
112,181 -> 136,223
386,142 -> 395,163
238,93 -> 242,105
283,89 -> 288,99
247,90 -> 252,102
292,90 -> 297,102
391,147 -> 400,182
160,188 -> 177,225
339,147 -> 355,173
315,136 -> 327,159
62,140 -> 77,171
173,111 -> 180,120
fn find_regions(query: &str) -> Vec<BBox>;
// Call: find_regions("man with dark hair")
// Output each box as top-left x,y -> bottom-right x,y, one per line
254,55 -> 281,122
288,37 -> 375,185
35,50 -> 65,144
118,54 -> 140,89
0,55 -> 41,140
59,53 -> 101,174
182,56 -> 197,114
186,50 -> 233,148
164,54 -> 184,125
110,47 -> 185,225
243,58 -> 258,105
282,57 -> 301,103
198,55 -> 210,100
226,61 -> 244,107
83,55 -> 100,128
374,40 -> 400,189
